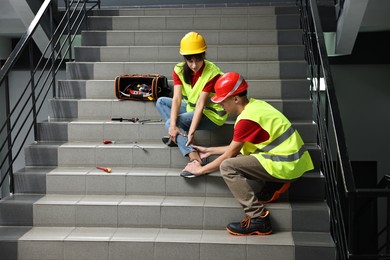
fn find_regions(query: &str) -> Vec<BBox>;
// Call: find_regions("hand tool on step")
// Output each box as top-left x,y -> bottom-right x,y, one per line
101,141 -> 147,153
111,117 -> 139,122
96,166 -> 112,173
138,119 -> 163,124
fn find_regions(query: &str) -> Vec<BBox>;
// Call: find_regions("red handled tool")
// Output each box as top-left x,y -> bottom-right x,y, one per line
96,166 -> 112,173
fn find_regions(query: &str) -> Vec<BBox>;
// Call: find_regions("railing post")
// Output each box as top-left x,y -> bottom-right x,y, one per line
50,1 -> 56,98
348,196 -> 357,257
387,194 -> 390,254
4,74 -> 14,195
83,0 -> 88,30
66,0 -> 73,60
28,42 -> 38,142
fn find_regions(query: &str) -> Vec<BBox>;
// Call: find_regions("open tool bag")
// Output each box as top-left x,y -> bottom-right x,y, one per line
114,74 -> 170,101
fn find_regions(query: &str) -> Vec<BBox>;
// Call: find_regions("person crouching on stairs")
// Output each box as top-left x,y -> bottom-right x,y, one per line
182,72 -> 314,236
156,32 -> 227,174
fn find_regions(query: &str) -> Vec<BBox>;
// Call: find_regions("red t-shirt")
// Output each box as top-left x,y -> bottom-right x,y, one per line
172,63 -> 220,92
233,119 -> 270,144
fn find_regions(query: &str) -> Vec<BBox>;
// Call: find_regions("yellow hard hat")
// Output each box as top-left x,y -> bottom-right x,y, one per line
179,32 -> 207,55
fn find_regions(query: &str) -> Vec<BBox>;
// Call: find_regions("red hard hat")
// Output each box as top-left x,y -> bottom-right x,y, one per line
211,72 -> 248,103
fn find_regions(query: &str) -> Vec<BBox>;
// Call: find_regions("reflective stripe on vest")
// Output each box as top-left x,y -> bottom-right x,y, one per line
236,98 -> 314,180
257,125 -> 295,153
260,145 -> 308,162
174,60 -> 227,126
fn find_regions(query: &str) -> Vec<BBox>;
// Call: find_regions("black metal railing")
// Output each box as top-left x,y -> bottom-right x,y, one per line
299,0 -> 390,259
0,0 -> 100,198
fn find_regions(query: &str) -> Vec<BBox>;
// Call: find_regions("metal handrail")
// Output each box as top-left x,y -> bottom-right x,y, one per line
299,0 -> 390,259
0,0 -> 100,198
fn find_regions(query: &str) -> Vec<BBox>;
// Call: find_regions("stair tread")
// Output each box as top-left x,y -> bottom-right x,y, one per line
53,98 -> 312,102
0,225 -> 332,246
90,14 -> 299,17
31,140 -> 320,148
43,118 -> 316,125
84,28 -> 303,31
31,193 -> 326,207
69,60 -> 306,64
76,44 -> 304,47
89,5 -> 299,14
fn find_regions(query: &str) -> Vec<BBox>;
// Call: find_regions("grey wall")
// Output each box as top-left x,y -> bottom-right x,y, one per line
331,64 -> 390,181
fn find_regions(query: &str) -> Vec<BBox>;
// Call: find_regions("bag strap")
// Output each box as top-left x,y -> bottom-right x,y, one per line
151,77 -> 159,100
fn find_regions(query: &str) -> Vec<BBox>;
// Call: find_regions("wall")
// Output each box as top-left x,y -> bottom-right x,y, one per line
331,64 -> 390,181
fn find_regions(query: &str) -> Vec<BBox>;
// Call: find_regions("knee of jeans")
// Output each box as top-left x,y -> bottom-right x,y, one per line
156,97 -> 164,107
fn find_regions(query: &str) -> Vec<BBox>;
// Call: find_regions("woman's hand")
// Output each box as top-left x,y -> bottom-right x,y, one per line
186,91 -> 208,146
169,125 -> 185,143
185,131 -> 195,146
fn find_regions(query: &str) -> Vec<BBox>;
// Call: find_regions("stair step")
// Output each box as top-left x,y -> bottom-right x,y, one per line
66,60 -> 307,80
81,29 -> 304,47
24,141 -> 321,169
56,79 -> 310,100
13,167 -> 56,194
74,45 -> 304,62
0,194 -> 329,232
0,226 -> 335,260
49,98 -> 313,121
40,166 -> 324,200
26,194 -> 328,232
91,6 -> 300,16
87,14 -> 300,31
12,165 -> 324,202
38,119 -> 316,144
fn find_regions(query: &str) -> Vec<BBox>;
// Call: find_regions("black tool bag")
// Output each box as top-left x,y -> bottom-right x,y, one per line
114,74 -> 171,101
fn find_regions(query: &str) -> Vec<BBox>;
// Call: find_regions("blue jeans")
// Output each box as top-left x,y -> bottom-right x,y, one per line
156,96 -> 218,156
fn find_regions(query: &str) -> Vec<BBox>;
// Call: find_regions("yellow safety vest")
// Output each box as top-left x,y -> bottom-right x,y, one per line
174,60 -> 227,126
236,98 -> 314,180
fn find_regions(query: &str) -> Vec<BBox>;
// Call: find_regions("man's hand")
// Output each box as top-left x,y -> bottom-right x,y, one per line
192,145 -> 211,159
183,160 -> 204,176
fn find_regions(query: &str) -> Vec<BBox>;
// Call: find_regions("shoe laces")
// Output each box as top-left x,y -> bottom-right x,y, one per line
240,210 -> 270,229
240,215 -> 252,229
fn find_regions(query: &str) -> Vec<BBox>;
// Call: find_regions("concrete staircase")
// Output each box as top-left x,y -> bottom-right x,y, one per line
0,4 -> 336,260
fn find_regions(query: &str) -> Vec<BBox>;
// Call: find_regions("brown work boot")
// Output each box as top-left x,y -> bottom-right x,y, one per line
226,210 -> 272,236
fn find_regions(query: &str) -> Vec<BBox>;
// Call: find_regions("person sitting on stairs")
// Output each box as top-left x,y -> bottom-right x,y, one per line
156,32 -> 227,172
182,72 -> 314,236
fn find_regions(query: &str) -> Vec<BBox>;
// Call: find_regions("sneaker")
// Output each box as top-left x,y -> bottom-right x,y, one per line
180,159 -> 208,179
162,136 -> 177,147
226,210 -> 272,236
180,171 -> 197,178
256,182 -> 290,204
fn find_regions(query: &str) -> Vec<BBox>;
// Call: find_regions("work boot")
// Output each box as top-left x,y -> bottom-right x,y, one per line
162,136 -> 177,147
226,210 -> 272,236
256,182 -> 290,203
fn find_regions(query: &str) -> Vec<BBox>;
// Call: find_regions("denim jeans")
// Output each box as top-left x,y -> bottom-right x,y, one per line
156,96 -> 218,156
